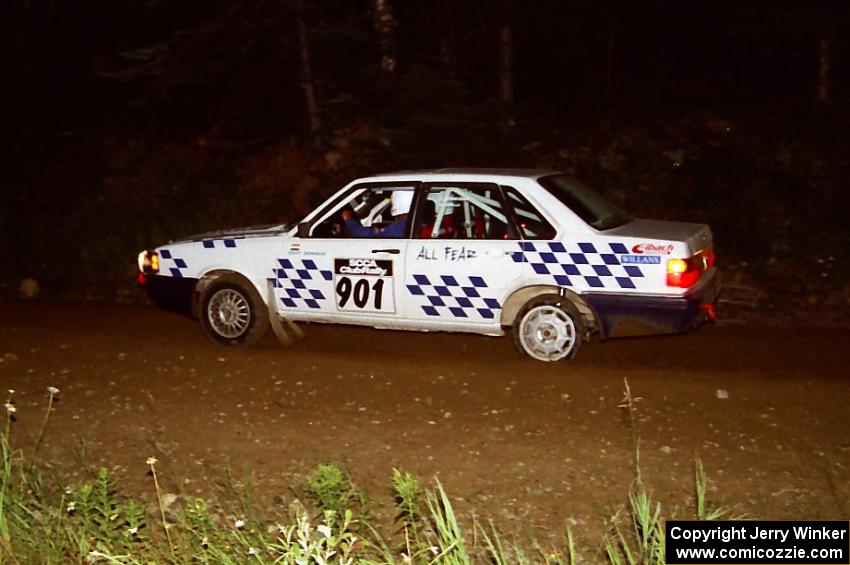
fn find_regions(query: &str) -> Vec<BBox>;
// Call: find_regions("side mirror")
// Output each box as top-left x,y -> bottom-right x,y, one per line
297,222 -> 310,238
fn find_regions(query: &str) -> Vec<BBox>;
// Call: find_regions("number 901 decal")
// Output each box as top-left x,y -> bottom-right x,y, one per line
333,258 -> 396,313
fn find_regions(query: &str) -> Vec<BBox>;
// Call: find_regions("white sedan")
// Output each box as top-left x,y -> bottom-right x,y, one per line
138,169 -> 719,362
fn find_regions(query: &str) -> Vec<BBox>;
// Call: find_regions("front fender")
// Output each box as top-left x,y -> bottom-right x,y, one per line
193,269 -> 270,319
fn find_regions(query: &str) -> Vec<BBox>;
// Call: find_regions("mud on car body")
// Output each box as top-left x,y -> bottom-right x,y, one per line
137,169 -> 719,362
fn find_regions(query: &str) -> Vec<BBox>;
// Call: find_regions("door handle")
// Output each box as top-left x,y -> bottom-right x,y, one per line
487,248 -> 512,259
371,248 -> 400,254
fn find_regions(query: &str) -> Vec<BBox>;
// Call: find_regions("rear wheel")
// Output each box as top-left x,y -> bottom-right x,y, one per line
513,296 -> 584,362
199,275 -> 269,346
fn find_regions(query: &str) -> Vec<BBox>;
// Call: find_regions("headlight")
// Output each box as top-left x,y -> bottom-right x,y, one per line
137,250 -> 160,274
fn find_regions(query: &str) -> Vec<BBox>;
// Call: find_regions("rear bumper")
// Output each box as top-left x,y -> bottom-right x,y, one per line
140,274 -> 198,317
585,268 -> 720,338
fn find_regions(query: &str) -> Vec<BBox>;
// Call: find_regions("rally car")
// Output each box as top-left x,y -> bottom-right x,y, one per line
137,169 -> 719,362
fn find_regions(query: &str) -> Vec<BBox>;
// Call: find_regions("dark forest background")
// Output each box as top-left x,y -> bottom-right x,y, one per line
1,0 -> 849,311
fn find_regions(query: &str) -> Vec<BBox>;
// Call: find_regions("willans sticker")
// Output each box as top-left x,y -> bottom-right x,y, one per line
620,255 -> 661,264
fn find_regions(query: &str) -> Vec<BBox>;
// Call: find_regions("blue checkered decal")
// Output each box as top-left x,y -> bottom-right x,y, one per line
406,274 -> 501,319
202,238 -> 238,248
159,249 -> 189,278
511,241 -> 644,290
270,258 -> 333,309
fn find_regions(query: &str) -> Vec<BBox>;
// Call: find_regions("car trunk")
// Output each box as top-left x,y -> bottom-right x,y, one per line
603,218 -> 713,255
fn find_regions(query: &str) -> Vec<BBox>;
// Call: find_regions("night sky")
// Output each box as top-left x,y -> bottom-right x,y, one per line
1,0 -> 849,299
4,1 -> 848,135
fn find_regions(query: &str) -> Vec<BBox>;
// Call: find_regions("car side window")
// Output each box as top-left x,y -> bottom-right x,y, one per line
502,186 -> 557,240
414,184 -> 516,240
310,185 -> 416,238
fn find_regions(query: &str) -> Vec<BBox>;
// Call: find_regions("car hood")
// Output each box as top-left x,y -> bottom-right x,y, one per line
169,223 -> 292,244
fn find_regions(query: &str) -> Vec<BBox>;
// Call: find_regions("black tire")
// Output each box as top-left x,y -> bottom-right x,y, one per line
513,295 -> 584,362
199,275 -> 269,346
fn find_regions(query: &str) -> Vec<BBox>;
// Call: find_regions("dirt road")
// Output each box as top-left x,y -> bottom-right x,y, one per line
1,302 -> 848,543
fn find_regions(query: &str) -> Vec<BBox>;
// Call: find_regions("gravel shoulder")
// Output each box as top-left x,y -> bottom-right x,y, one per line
1,301 -> 849,544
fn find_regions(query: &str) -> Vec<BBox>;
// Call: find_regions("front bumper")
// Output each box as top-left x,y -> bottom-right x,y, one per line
140,274 -> 198,317
585,268 -> 720,338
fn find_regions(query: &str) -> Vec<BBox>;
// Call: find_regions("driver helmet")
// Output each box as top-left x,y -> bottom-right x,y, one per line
390,190 -> 414,216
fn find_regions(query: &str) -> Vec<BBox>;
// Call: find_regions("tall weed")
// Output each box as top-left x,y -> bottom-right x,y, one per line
0,381 -> 738,564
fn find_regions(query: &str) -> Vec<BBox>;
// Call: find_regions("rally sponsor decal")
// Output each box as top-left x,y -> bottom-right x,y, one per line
333,258 -> 396,313
334,258 -> 393,277
620,254 -> 662,265
632,243 -> 674,255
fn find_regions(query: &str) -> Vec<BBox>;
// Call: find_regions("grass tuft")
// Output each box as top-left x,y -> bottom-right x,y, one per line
0,380 -> 740,563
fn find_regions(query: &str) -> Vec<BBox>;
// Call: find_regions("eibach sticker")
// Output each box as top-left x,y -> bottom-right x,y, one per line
632,243 -> 674,255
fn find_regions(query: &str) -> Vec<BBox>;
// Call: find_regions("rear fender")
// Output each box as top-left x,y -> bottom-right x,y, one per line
500,285 -> 598,334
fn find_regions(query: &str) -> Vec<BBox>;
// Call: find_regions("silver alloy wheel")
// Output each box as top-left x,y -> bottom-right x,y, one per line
207,288 -> 251,339
518,304 -> 577,362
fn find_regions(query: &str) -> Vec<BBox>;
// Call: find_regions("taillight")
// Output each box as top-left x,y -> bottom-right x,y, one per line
666,248 -> 714,288
667,258 -> 687,275
667,258 -> 696,287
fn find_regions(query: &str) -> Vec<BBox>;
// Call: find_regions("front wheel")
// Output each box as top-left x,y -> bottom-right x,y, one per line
513,296 -> 584,362
199,275 -> 269,346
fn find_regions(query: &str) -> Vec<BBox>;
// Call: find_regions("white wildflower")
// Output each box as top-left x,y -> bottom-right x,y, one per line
146,456 -> 158,466
234,518 -> 245,530
298,514 -> 310,536
4,403 -> 15,414
66,501 -> 76,513
47,386 -> 60,395
248,547 -> 259,556
129,526 -> 138,536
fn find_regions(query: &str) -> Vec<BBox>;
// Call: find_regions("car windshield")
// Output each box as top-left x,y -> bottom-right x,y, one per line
538,174 -> 633,231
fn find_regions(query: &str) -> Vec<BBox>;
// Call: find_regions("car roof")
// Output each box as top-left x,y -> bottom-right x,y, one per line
357,168 -> 560,183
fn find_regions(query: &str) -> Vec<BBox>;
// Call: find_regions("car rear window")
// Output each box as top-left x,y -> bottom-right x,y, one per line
538,174 -> 632,231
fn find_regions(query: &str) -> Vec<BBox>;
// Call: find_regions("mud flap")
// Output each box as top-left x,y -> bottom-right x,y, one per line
267,279 -> 305,348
